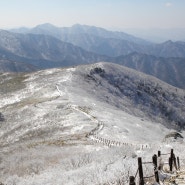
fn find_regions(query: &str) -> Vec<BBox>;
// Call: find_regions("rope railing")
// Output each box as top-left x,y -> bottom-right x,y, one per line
129,157 -> 157,185
129,149 -> 181,185
142,161 -> 153,164
134,168 -> 139,179
143,174 -> 155,179
129,166 -> 140,185
161,153 -> 170,156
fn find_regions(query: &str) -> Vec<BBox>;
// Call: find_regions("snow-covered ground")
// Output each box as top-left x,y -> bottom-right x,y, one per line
0,62 -> 185,185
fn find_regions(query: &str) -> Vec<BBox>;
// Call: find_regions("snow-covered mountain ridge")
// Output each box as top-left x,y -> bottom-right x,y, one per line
73,62 -> 185,129
0,62 -> 185,184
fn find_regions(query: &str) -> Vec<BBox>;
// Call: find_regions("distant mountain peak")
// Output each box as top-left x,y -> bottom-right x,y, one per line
163,40 -> 174,45
72,24 -> 107,30
35,23 -> 58,29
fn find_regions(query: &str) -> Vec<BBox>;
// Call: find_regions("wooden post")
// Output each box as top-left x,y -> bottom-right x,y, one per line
158,150 -> 162,170
138,157 -> 144,185
153,154 -> 159,183
153,154 -> 157,167
169,149 -> 173,172
169,157 -> 172,171
129,176 -> 136,185
177,157 -> 180,170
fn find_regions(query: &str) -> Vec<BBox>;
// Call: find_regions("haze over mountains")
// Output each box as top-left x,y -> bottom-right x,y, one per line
124,28 -> 185,43
0,23 -> 185,90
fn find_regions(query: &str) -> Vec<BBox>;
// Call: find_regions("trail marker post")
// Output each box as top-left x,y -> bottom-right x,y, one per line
138,157 -> 144,185
177,157 -> 180,170
152,154 -> 159,183
169,149 -> 174,172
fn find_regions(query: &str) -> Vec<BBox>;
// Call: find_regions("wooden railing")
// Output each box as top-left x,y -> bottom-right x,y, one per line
129,149 -> 181,185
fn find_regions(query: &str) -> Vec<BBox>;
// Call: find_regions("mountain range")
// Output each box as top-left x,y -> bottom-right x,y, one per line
11,23 -> 185,58
0,23 -> 185,90
0,29 -> 108,69
114,52 -> 185,89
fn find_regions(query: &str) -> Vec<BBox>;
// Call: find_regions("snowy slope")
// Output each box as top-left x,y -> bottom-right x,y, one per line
0,62 -> 185,185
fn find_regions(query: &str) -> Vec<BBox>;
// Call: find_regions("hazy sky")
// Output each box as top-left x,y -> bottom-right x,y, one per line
0,0 -> 185,30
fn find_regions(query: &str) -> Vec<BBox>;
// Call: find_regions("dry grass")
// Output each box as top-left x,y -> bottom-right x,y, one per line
27,133 -> 88,148
0,74 -> 27,94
